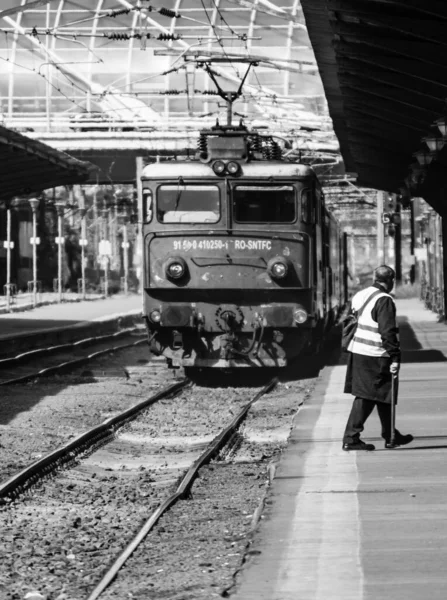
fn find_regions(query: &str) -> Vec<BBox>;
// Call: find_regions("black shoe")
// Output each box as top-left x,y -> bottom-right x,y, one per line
385,433 -> 413,449
343,440 -> 375,451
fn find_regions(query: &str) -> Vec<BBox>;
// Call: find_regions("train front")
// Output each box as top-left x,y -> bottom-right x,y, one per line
141,128 -> 317,369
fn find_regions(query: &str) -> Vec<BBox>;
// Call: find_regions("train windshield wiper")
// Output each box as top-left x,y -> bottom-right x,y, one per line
174,176 -> 184,212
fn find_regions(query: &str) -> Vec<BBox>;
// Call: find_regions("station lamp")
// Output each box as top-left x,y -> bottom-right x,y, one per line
413,150 -> 434,167
422,136 -> 445,152
29,197 -> 40,213
434,117 -> 447,137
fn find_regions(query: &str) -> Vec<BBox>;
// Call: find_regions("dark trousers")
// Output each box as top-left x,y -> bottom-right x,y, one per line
343,397 -> 392,444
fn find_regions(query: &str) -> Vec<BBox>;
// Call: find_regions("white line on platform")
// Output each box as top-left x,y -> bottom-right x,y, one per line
278,367 -> 364,599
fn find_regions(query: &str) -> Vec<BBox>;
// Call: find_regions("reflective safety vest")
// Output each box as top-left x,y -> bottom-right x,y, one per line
347,285 -> 395,357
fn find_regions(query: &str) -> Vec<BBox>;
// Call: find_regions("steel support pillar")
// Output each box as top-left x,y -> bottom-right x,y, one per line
343,232 -> 349,303
441,214 -> 447,319
376,191 -> 385,264
136,156 -> 144,303
6,206 -> 12,311
394,200 -> 402,284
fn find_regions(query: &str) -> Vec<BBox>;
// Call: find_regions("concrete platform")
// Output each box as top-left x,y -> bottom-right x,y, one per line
232,298 -> 447,600
0,294 -> 142,358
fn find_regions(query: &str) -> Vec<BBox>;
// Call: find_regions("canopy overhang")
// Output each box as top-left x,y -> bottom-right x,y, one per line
0,125 -> 93,201
300,0 -> 447,198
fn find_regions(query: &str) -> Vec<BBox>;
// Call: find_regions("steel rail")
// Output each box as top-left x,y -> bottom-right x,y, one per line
86,376 -> 278,600
0,327 -> 143,368
0,379 -> 190,502
0,336 -> 147,386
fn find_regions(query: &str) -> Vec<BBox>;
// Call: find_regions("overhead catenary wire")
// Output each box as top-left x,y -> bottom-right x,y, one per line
3,28 -> 262,42
2,14 -> 160,121
209,0 -> 240,39
14,3 -> 235,35
0,1 -> 322,129
0,55 -> 91,113
0,54 -> 166,122
2,10 -> 287,104
100,43 -> 220,95
198,0 -> 242,81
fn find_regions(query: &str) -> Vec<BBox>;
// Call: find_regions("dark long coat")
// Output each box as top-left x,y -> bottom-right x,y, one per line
343,283 -> 400,405
344,352 -> 396,404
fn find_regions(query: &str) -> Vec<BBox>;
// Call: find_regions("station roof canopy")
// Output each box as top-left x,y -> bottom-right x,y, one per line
300,0 -> 447,194
0,0 -> 338,171
3,0 -> 444,199
0,124 -> 92,201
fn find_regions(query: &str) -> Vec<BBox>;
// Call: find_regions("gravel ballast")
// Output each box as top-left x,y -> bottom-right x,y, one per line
99,379 -> 315,600
0,346 -> 316,600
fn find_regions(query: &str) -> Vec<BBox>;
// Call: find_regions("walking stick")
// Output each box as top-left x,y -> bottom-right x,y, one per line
390,373 -> 398,447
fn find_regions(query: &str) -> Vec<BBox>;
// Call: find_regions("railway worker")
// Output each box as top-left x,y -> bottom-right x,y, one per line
342,265 -> 414,451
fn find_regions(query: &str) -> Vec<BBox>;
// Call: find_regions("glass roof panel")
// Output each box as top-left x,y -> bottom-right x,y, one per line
0,0 -> 338,163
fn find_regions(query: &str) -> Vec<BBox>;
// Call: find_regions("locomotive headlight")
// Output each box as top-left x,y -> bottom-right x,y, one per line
212,160 -> 226,175
149,309 -> 161,323
165,257 -> 187,280
168,262 -> 184,278
267,257 -> 289,280
293,308 -> 308,324
272,262 -> 287,278
227,161 -> 241,175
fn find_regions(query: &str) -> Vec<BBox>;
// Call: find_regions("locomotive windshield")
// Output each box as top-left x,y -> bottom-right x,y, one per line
233,185 -> 295,223
157,184 -> 220,223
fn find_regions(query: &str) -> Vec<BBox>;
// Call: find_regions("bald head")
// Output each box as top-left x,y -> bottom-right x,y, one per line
374,265 -> 395,291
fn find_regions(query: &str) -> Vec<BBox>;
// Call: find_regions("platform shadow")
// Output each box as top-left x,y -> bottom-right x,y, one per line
399,316 -> 447,363
318,316 -> 447,367
282,314 -> 447,383
0,307 -> 140,359
372,434 -> 447,451
401,349 -> 447,362
280,326 -> 344,382
186,368 -> 276,388
273,312 -> 447,384
0,347 -> 146,426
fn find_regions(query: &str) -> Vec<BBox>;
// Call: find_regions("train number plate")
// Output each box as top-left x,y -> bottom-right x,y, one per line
172,239 -> 273,252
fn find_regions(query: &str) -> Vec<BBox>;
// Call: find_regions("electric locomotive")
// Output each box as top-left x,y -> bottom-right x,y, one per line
141,121 -> 345,369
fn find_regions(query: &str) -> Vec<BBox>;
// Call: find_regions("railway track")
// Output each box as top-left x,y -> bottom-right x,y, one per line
87,378 -> 277,600
95,376 -> 308,600
0,379 -> 190,503
0,372 -> 290,599
0,327 -> 147,385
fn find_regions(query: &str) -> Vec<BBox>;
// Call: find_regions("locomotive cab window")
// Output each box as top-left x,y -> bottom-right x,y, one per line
233,185 -> 295,223
301,188 -> 314,224
157,184 -> 220,223
142,188 -> 153,223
